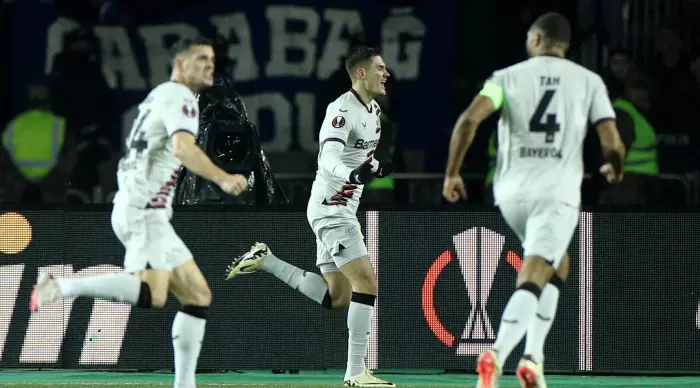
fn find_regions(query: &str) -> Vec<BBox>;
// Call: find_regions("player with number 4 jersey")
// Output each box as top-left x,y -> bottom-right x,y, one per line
30,37 -> 248,388
443,12 -> 626,388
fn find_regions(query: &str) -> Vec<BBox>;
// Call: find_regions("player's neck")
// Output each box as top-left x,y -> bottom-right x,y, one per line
537,51 -> 565,58
350,85 -> 373,106
170,74 -> 199,94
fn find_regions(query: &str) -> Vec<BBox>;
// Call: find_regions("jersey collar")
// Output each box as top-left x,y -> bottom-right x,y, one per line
349,88 -> 373,113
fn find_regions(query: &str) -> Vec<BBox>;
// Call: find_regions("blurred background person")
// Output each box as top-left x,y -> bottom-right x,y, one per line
598,72 -> 660,205
1,79 -> 76,203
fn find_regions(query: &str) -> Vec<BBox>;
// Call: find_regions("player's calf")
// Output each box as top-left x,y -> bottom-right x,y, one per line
30,271 -> 162,312
169,260 -> 211,388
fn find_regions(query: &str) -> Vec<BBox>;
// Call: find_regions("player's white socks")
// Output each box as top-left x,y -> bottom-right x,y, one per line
524,278 -> 563,364
172,306 -> 208,388
56,273 -> 152,308
345,292 -> 375,380
260,253 -> 332,309
493,283 -> 541,368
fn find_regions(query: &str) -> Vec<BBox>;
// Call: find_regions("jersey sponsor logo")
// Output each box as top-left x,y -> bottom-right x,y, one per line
422,227 -> 522,355
182,104 -> 197,118
331,116 -> 345,128
354,139 -> 379,150
519,147 -> 563,159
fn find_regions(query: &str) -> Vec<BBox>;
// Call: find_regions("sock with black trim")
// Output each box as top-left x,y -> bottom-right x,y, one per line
493,282 -> 541,368
57,274 -> 152,308
172,305 -> 208,388
524,276 -> 563,363
345,292 -> 375,381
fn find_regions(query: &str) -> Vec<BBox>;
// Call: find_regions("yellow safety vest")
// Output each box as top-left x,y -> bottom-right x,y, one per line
367,112 -> 395,190
612,99 -> 659,176
2,110 -> 66,182
485,131 -> 497,186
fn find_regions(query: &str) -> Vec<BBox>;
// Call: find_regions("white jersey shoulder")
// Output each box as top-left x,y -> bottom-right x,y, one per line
490,56 -> 615,207
114,81 -> 200,211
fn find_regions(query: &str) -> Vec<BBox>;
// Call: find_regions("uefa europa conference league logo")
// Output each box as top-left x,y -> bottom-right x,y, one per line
422,227 -> 522,355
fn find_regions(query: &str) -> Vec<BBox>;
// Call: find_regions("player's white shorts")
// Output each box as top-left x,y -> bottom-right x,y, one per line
498,200 -> 578,269
111,203 -> 192,273
307,203 -> 367,273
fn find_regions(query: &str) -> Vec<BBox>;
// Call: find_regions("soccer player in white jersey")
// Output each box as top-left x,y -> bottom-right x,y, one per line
442,13 -> 626,388
30,37 -> 248,388
224,46 -> 395,387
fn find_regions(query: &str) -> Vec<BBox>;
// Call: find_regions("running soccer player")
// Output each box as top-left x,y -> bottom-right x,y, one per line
224,46 -> 395,387
30,37 -> 248,388
442,12 -> 626,388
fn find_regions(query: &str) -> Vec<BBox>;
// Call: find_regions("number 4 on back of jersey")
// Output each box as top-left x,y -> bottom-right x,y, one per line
529,90 -> 560,143
127,110 -> 150,155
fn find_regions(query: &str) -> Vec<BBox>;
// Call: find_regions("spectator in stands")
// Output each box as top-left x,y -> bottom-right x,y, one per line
1,80 -> 76,203
648,24 -> 694,131
599,72 -> 660,205
602,47 -> 632,100
50,26 -> 114,196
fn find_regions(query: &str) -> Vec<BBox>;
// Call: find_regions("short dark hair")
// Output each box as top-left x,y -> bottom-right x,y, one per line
532,12 -> 571,46
170,36 -> 213,58
345,46 -> 379,77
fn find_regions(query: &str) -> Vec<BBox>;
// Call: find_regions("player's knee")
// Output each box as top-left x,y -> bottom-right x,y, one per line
516,255 -> 554,289
555,252 -> 570,281
181,280 -> 212,306
142,280 -> 169,308
199,283 -> 212,306
331,290 -> 352,310
150,289 -> 168,308
350,273 -> 377,295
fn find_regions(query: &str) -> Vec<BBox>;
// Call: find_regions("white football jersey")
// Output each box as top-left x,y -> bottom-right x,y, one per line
488,56 -> 616,207
113,81 -> 199,212
311,90 -> 383,213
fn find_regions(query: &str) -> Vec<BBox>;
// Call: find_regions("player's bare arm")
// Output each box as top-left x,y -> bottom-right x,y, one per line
443,95 -> 496,202
595,119 -> 626,183
171,131 -> 247,195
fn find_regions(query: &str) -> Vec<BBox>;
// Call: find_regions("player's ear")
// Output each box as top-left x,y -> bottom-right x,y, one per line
356,67 -> 365,79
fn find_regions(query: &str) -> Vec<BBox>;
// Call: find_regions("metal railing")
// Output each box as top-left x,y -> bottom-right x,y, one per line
274,172 -> 700,206
6,172 -> 695,206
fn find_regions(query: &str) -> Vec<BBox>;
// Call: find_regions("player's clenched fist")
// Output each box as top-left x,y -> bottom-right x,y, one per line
443,175 -> 467,203
599,163 -> 623,184
218,174 -> 248,196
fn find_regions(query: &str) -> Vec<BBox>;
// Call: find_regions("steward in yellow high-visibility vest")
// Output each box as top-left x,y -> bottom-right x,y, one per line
2,110 -> 66,182
598,72 -> 659,205
612,98 -> 659,176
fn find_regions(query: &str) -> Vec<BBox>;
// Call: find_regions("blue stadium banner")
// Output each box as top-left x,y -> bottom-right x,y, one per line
10,0 -> 456,153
